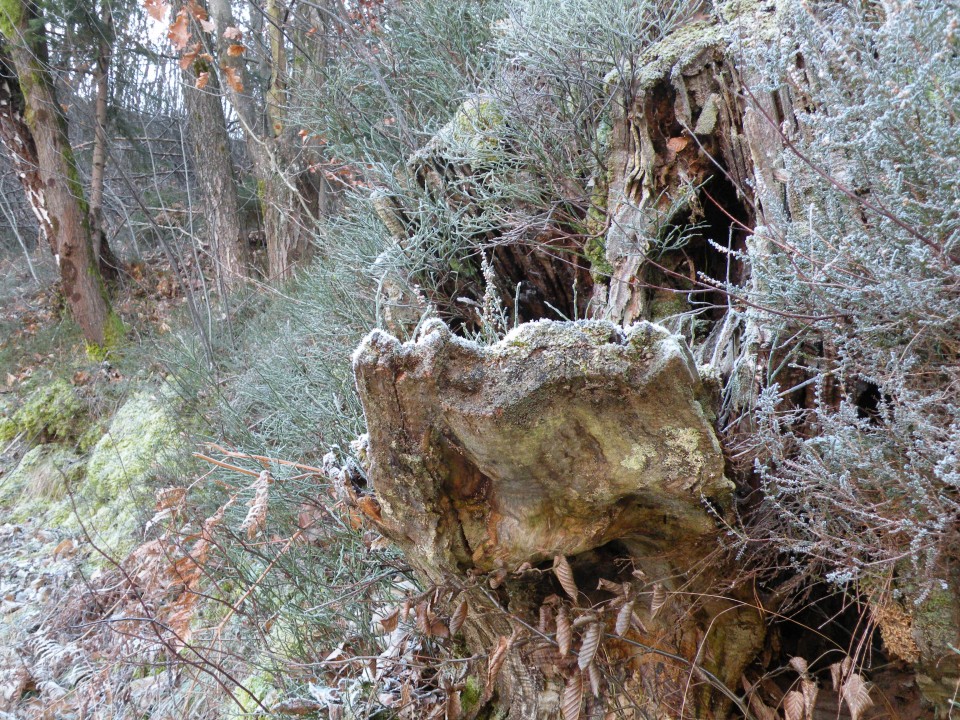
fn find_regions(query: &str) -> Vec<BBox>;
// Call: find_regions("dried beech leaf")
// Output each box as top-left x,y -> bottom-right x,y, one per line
561,672 -> 583,720
223,25 -> 243,40
486,636 -> 510,691
788,656 -> 808,675
616,601 -> 635,636
449,599 -> 468,636
222,65 -> 244,92
186,0 -> 207,21
379,607 -> 399,633
650,583 -> 667,619
630,611 -> 648,633
587,662 -> 601,698
446,689 -> 462,720
272,698 -> 323,714
840,673 -> 873,720
753,701 -> 777,720
488,568 -> 507,589
195,71 -> 209,89
538,604 -> 552,633
144,0 -> 169,22
554,555 -> 578,601
829,662 -> 842,691
227,43 -> 245,57
52,538 -> 75,560
571,612 -> 598,629
783,690 -> 804,720
597,578 -> 621,594
577,623 -> 601,671
356,495 -> 382,522
167,9 -> 191,50
430,619 -> 450,638
415,601 -> 430,634
179,42 -> 200,71
557,606 -> 572,656
156,486 -> 186,510
800,677 -> 818,720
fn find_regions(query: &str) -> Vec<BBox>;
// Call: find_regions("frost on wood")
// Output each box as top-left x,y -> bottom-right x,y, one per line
353,319 -> 762,718
353,318 -> 733,578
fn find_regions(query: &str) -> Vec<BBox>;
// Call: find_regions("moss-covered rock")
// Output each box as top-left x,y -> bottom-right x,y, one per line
86,391 -> 180,500
10,379 -> 86,443
1,444 -> 85,507
72,391 -> 182,552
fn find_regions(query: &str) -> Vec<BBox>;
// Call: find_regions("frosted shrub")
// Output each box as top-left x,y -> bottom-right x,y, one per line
743,1 -> 960,597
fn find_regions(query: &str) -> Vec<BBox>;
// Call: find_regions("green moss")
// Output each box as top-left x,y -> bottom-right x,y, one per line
232,670 -> 279,718
1,444 -> 85,508
0,0 -> 23,39
0,414 -> 16,443
649,291 -> 690,321
445,96 -> 505,160
584,234 -> 613,278
86,391 -> 181,500
461,675 -> 483,714
85,311 -> 127,361
912,583 -> 960,655
634,21 -> 725,90
11,378 -> 86,443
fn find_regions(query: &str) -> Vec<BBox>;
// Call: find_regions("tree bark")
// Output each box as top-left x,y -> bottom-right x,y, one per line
176,0 -> 250,287
207,0 -> 317,281
88,0 -> 119,281
0,3 -> 117,348
0,45 -> 51,247
349,4 -> 959,718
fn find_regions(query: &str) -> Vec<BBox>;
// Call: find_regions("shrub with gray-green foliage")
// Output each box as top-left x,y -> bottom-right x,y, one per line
741,1 -> 960,598
292,0 -> 501,168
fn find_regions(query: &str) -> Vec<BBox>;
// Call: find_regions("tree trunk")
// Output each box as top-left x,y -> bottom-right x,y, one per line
176,0 -> 250,287
0,4 -> 118,349
207,0 -> 316,281
0,45 -> 51,247
88,0 -> 119,281
351,320 -> 763,720
348,5 -> 959,718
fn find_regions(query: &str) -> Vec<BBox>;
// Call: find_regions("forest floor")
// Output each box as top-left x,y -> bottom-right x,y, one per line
0,249 -> 209,719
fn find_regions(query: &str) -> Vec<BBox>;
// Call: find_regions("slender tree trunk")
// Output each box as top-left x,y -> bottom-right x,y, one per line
89,0 -> 119,280
0,4 -> 117,348
207,0 -> 315,281
261,0 -> 310,279
176,0 -> 249,287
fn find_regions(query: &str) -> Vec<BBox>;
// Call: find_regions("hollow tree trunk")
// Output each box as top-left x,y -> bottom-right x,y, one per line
351,320 -> 764,720
349,3 -> 960,718
0,5 -> 118,349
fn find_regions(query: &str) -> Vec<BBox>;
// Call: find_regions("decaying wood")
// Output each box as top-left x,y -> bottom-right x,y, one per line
352,1 -> 958,716
353,318 -> 764,718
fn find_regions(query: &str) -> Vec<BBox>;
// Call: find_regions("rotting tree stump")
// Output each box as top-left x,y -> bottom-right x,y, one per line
351,319 -> 765,719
